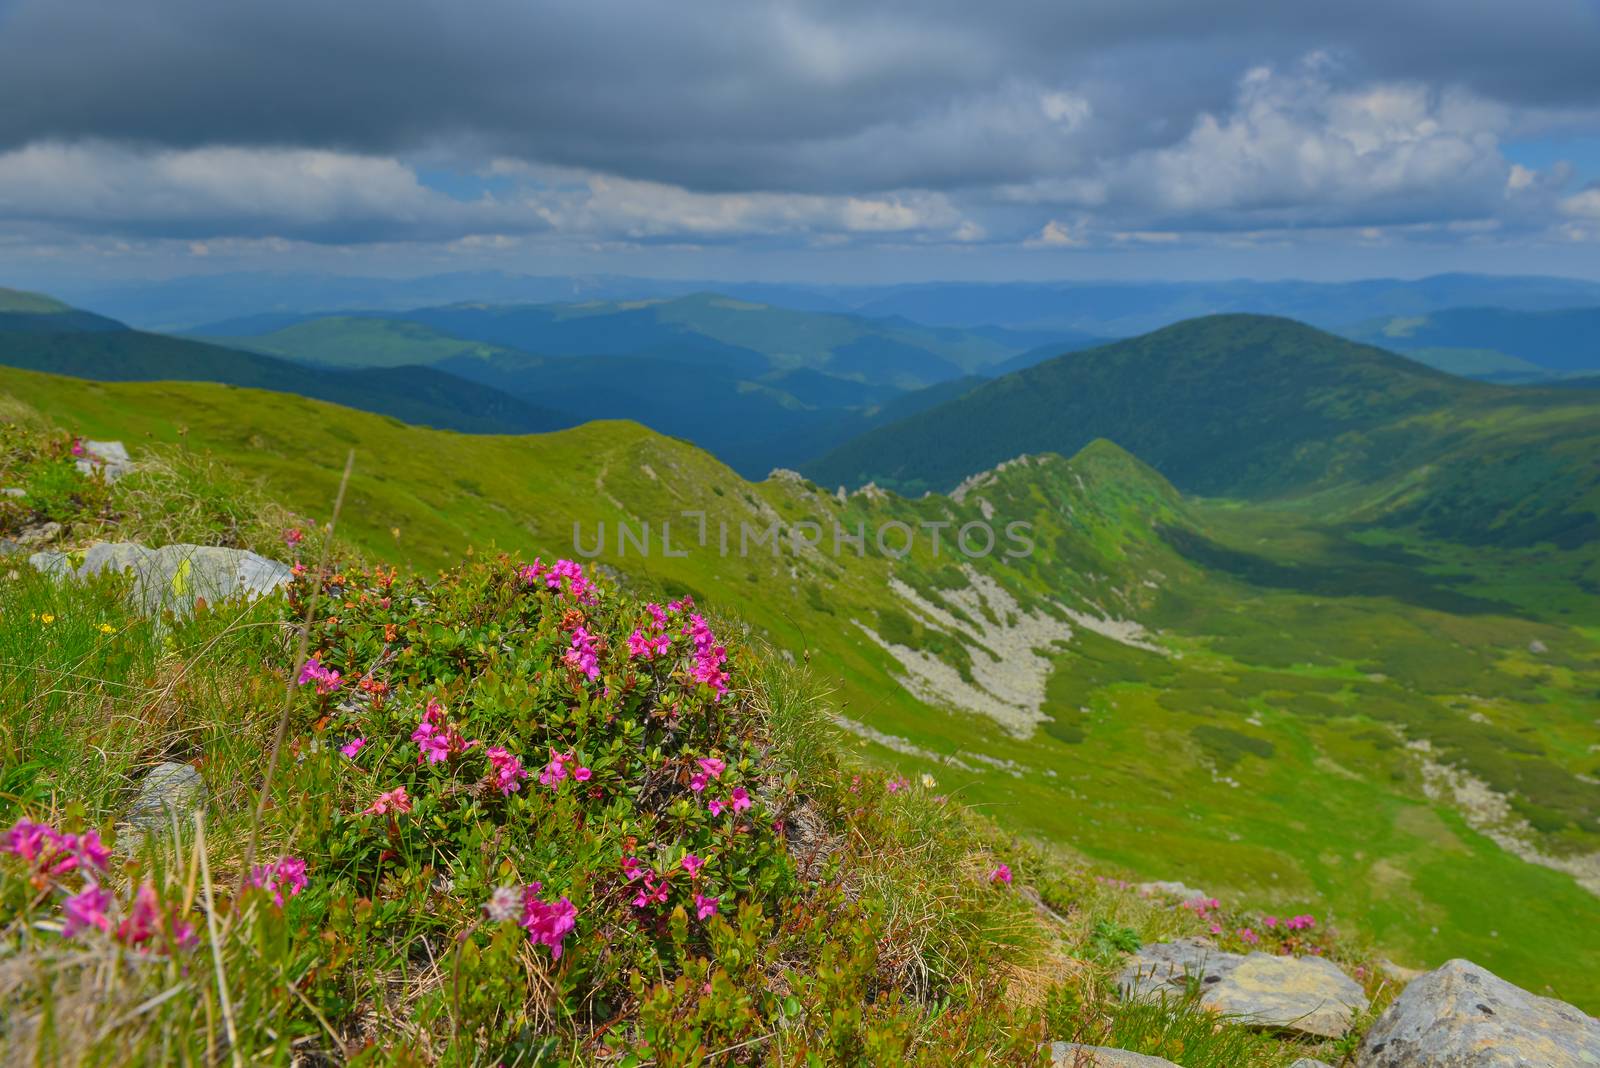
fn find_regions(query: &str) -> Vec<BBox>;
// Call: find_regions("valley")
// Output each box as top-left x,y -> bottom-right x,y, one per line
4,333 -> 1597,1007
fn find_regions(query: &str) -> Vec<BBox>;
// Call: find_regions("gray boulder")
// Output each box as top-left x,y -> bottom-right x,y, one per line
17,521 -> 62,548
1290,1061 -> 1335,1068
125,762 -> 206,831
74,440 -> 134,482
1357,958 -> 1600,1067
31,541 -> 292,617
1136,880 -> 1209,902
1050,1045 -> 1180,1067
1117,937 -> 1368,1038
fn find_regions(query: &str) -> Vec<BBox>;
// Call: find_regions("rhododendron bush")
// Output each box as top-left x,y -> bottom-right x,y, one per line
285,556 -> 807,1022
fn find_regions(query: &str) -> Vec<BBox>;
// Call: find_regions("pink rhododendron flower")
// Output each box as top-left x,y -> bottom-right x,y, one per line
283,527 -> 304,549
565,627 -> 601,680
364,786 -> 412,816
117,882 -> 162,947
696,757 -> 726,779
627,628 -> 670,659
1262,915 -> 1278,929
644,602 -> 668,630
1238,927 -> 1260,944
694,893 -> 719,921
886,775 -> 909,794
248,856 -> 308,908
521,882 -> 579,958
297,655 -> 342,694
523,558 -> 596,603
340,738 -> 366,758
486,746 -> 529,795
573,765 -> 592,782
540,749 -> 576,788
682,614 -> 729,698
621,856 -> 644,881
689,772 -> 708,793
62,883 -> 112,937
2,819 -> 110,877
730,787 -> 752,813
2,818 -> 51,861
989,864 -> 1012,885
707,799 -> 725,817
631,873 -> 670,909
681,854 -> 705,876
70,438 -> 87,457
484,886 -> 521,923
1286,914 -> 1316,931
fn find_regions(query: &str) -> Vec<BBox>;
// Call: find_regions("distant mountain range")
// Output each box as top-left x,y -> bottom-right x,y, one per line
0,287 -> 1048,476
1339,306 -> 1600,382
0,288 -> 573,435
39,269 -> 1600,336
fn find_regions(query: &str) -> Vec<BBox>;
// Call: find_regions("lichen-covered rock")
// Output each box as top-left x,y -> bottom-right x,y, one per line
31,541 -> 292,617
1117,937 -> 1368,1038
125,762 -> 206,831
74,439 -> 134,482
1357,958 -> 1600,1067
1290,1059 -> 1335,1068
1050,1044 -> 1181,1067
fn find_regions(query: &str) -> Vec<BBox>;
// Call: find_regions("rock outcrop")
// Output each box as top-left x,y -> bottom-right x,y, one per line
1357,958 -> 1600,1066
1049,1045 -> 1180,1067
31,541 -> 293,617
74,439 -> 135,482
1117,937 -> 1368,1038
125,762 -> 206,832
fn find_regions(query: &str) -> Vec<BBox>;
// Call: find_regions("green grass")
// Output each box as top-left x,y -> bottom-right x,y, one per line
3,367 -> 1598,1012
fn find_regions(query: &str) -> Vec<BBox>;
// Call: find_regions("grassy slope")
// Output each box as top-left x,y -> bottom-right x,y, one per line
5,366 -> 1599,1008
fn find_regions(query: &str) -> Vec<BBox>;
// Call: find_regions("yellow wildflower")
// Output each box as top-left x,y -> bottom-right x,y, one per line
39,613 -> 55,625
99,623 -> 116,635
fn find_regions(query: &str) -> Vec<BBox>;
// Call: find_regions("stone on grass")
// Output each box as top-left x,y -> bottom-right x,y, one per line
1117,937 -> 1368,1039
126,762 -> 206,831
31,541 -> 292,617
1377,958 -> 1425,985
1357,958 -> 1600,1067
74,440 -> 134,482
1289,1060 -> 1335,1068
1136,880 -> 1208,902
16,521 -> 62,548
1050,1044 -> 1180,1067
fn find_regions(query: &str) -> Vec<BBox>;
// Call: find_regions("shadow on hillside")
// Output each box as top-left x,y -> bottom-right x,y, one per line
1158,524 -> 1525,617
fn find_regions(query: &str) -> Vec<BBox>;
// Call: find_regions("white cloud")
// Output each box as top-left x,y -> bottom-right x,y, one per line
1023,219 -> 1087,248
1561,187 -> 1600,219
0,141 -> 526,241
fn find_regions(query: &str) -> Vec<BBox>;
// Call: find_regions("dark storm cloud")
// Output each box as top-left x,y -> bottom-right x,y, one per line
0,0 -> 1596,196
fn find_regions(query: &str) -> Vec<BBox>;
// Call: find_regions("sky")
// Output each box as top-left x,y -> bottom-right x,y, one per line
2,0 -> 1600,286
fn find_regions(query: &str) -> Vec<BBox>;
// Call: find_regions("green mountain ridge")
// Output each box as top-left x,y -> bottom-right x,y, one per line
806,314 -> 1600,549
